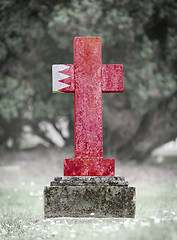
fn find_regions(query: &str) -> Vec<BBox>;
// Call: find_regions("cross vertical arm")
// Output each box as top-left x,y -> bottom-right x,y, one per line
73,37 -> 103,159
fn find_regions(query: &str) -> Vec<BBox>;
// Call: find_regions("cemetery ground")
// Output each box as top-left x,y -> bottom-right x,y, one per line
0,147 -> 177,240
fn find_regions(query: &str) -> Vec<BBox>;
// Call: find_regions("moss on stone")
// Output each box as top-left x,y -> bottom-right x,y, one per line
44,177 -> 136,218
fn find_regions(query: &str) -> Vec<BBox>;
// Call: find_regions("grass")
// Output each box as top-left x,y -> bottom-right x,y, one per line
0,178 -> 177,240
0,147 -> 177,240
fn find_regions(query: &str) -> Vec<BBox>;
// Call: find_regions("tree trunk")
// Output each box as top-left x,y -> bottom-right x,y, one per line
103,90 -> 177,161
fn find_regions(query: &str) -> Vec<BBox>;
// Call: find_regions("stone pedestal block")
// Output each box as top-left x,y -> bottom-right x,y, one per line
44,177 -> 136,218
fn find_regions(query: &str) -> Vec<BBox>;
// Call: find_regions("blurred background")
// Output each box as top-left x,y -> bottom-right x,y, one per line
0,0 -> 177,165
1,2 -> 177,237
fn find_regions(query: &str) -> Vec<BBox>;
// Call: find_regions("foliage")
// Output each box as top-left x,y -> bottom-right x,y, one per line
0,0 -> 176,159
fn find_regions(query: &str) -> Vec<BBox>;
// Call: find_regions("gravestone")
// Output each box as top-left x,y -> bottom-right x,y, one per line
44,37 -> 136,218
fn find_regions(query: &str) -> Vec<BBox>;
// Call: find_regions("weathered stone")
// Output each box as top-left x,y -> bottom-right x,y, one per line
44,176 -> 136,218
52,37 -> 123,176
47,37 -> 136,218
51,176 -> 128,186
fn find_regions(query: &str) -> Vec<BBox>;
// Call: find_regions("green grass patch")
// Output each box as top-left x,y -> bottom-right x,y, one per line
0,181 -> 177,239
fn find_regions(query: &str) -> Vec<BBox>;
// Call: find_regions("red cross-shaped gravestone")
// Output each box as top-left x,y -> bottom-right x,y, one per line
52,37 -> 123,176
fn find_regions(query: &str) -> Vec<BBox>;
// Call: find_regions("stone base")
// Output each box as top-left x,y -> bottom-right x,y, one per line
44,177 -> 136,218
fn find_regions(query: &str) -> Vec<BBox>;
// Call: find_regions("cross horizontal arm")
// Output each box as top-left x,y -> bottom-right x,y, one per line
102,64 -> 123,92
52,64 -> 75,93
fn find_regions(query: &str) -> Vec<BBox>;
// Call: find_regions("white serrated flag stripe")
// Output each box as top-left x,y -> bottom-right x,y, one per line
55,64 -> 70,71
52,65 -> 70,91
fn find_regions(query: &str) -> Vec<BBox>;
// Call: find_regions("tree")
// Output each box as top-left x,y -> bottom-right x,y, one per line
0,0 -> 176,161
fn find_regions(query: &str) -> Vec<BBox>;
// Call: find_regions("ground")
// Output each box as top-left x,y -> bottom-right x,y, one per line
0,147 -> 177,239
